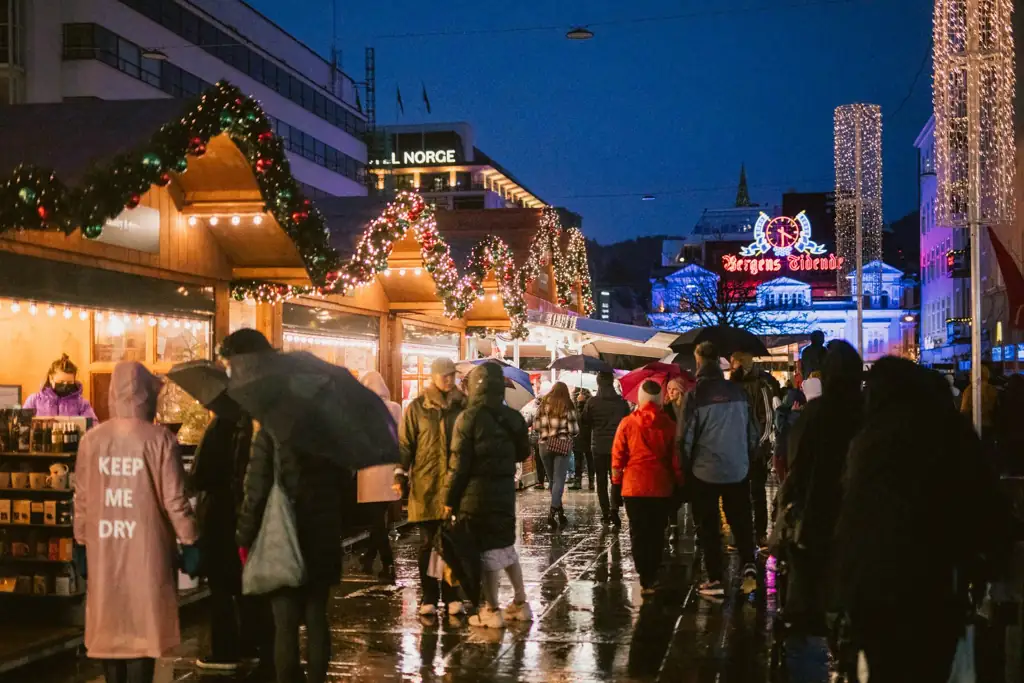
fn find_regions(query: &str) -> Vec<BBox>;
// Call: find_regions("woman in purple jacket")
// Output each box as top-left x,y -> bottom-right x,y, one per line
24,354 -> 97,419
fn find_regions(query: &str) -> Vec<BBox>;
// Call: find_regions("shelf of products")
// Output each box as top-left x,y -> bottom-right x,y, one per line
0,411 -> 84,599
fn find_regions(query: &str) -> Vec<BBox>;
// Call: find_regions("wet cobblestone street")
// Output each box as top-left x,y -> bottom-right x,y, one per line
18,488 -> 818,683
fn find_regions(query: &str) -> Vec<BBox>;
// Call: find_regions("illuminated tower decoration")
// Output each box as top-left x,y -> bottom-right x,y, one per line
834,103 -> 883,356
933,0 -> 1014,433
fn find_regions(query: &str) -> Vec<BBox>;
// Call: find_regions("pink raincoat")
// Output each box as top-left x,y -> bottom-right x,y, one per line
73,362 -> 197,659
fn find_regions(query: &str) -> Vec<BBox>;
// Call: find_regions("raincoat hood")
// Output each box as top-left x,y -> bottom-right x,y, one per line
360,370 -> 391,402
596,373 -> 617,398
466,362 -> 505,409
108,361 -> 162,421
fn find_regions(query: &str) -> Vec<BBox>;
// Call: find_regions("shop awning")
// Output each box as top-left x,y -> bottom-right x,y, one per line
0,251 -> 215,317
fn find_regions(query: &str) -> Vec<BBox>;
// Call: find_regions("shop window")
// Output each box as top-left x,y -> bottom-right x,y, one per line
401,323 -> 460,407
229,299 -> 258,333
395,174 -> 416,191
156,320 -> 211,363
93,315 -> 147,363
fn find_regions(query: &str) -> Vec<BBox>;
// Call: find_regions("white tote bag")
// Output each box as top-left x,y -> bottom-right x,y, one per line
242,445 -> 307,595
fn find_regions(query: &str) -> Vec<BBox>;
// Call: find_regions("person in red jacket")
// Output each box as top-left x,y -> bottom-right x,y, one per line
612,380 -> 684,596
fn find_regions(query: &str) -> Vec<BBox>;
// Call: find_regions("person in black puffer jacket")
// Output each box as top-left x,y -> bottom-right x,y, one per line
447,362 -> 532,629
580,371 -> 631,527
571,388 -> 594,491
236,426 -> 349,683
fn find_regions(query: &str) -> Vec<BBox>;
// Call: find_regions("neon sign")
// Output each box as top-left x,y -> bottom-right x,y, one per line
724,211 -> 842,275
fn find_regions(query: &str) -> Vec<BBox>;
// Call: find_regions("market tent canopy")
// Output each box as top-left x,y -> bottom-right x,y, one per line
0,93 -> 305,271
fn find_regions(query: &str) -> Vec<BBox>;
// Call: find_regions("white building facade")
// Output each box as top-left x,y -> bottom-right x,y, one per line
649,261 -> 916,362
2,0 -> 367,198
915,116 -> 971,367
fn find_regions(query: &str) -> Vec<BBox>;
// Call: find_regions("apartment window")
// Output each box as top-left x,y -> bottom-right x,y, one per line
63,23 -> 94,59
395,174 -> 416,191
180,12 -> 199,43
181,71 -> 200,97
159,0 -> 181,33
141,55 -> 161,86
118,37 -> 140,77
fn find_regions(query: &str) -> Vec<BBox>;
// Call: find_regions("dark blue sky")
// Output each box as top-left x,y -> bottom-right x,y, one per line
248,0 -> 934,244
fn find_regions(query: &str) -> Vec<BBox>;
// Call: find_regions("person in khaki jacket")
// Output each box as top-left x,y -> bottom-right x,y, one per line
393,357 -> 467,618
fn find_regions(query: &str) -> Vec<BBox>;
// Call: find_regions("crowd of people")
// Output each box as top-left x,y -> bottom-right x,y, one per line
63,324 -> 1018,683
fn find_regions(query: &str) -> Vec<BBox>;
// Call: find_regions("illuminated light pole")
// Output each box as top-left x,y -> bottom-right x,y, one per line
834,104 -> 883,358
933,0 -> 1015,434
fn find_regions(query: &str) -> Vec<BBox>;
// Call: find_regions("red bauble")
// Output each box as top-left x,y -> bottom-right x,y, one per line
37,205 -> 48,220
126,194 -> 141,209
155,173 -> 171,187
255,158 -> 271,174
291,210 -> 309,223
188,137 -> 207,157
258,131 -> 273,144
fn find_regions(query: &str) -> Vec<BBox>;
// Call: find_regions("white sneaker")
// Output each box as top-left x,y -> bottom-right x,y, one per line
503,601 -> 533,622
418,603 -> 437,616
468,607 -> 505,629
447,600 -> 465,616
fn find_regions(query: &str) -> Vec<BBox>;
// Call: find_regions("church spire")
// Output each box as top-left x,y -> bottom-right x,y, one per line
735,163 -> 752,207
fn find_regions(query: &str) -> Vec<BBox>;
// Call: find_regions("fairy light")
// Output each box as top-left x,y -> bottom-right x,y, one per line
46,305 -> 56,317
231,215 -> 241,226
148,317 -> 157,327
62,307 -> 72,319
933,0 -> 1015,227
209,216 -> 219,226
78,310 -> 88,321
188,216 -> 198,227
10,302 -> 20,313
252,215 -> 263,225
834,103 -> 883,296
28,304 -> 37,316
95,312 -> 104,322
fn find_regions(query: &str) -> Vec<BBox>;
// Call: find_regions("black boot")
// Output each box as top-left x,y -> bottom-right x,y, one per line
588,476 -> 595,491
547,507 -> 558,529
568,479 -> 582,491
557,507 -> 569,527
610,510 -> 622,530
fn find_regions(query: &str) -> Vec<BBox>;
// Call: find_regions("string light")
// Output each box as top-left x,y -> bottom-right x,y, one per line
10,301 -> 19,313
231,215 -> 241,226
78,310 -> 88,320
834,104 -> 883,295
46,305 -> 56,317
62,307 -> 72,320
209,216 -> 219,226
933,0 -> 1015,226
28,304 -> 37,316
252,215 -> 263,225
188,216 -> 198,227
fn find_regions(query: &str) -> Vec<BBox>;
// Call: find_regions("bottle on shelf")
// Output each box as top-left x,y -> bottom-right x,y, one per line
17,414 -> 31,453
51,422 -> 62,454
32,421 -> 44,453
69,424 -> 79,453
62,423 -> 71,453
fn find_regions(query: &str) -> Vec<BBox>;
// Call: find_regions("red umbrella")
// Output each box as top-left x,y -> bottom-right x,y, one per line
620,362 -> 686,403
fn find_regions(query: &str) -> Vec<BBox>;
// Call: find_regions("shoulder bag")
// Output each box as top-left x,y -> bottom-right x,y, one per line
242,441 -> 307,595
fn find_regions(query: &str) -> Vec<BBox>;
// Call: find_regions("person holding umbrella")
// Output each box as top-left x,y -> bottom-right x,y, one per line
393,357 -> 467,618
445,362 -> 533,628
189,330 -> 274,675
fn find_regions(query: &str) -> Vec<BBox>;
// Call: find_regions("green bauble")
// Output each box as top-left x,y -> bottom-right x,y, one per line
245,111 -> 258,123
17,187 -> 36,204
142,152 -> 161,167
219,110 -> 235,128
277,188 -> 292,202
174,157 -> 188,173
82,224 -> 103,239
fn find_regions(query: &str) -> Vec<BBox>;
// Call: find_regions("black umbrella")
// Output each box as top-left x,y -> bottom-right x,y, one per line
549,355 -> 613,373
670,326 -> 769,358
227,350 -> 399,470
167,360 -> 238,416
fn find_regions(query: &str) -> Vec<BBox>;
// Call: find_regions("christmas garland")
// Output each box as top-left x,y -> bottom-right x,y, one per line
0,80 -> 593,336
0,80 -> 340,286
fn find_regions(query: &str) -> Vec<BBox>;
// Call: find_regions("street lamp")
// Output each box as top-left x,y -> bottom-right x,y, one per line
566,27 -> 594,41
641,194 -> 656,201
141,49 -> 168,61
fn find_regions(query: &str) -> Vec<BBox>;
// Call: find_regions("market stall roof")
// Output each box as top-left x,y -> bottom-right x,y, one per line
527,311 -> 677,347
0,95 -> 305,270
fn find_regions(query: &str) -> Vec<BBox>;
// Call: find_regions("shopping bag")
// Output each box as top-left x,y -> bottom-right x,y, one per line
426,547 -> 447,581
242,446 -> 306,595
947,625 -> 976,683
440,519 -> 481,605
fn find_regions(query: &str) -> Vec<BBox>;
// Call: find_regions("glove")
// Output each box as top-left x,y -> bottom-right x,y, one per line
239,546 -> 249,567
394,471 -> 410,498
610,484 -> 622,509
73,544 -> 87,579
179,544 -> 201,577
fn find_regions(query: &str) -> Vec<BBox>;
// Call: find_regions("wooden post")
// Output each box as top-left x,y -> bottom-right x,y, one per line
213,282 -> 231,351
256,301 -> 283,349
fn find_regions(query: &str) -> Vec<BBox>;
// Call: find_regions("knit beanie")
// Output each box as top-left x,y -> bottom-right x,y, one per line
638,380 -> 663,407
